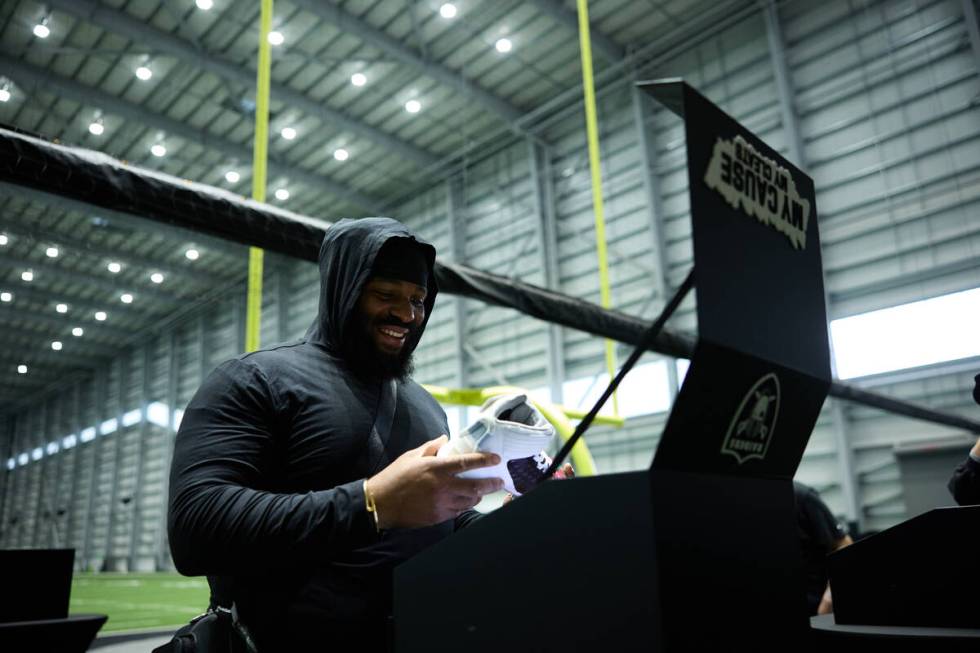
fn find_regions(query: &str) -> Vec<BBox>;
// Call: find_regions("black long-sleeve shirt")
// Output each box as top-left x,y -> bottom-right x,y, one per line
168,219 -> 474,651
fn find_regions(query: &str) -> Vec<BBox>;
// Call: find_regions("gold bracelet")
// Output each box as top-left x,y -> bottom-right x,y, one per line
363,479 -> 381,532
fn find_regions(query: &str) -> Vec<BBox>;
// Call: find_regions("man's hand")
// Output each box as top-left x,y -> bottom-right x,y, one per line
367,435 -> 503,529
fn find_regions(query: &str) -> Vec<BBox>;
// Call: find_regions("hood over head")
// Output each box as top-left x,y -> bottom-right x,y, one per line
305,217 -> 438,357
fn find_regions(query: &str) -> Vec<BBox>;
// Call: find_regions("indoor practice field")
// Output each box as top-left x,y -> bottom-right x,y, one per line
69,573 -> 208,633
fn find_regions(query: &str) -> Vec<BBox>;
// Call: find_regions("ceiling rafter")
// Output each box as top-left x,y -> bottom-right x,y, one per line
0,251 -> 181,305
289,0 -> 528,130
530,0 -> 626,61
0,345 -> 101,371
45,0 -> 440,169
0,284 -> 161,324
0,181 -> 246,256
0,329 -> 118,360
0,307 -> 133,341
0,220 -> 227,285
0,55 -> 382,213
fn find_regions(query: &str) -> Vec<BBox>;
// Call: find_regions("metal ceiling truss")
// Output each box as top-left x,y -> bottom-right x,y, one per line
0,221 -> 218,286
0,55 -> 382,213
0,285 -> 155,325
529,0 -> 625,61
44,0 -> 439,169
0,252 -> 182,305
289,0 -> 527,130
0,182 -> 245,257
0,331 -> 113,364
0,308 -> 133,342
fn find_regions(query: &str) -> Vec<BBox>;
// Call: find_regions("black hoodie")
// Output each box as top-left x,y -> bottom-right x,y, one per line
168,218 -> 463,651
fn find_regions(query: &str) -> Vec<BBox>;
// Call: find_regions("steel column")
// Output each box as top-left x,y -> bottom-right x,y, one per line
446,179 -> 469,433
127,345 -> 152,570
630,85 -> 680,399
527,141 -> 567,402
763,0 -> 862,527
156,330 -> 179,571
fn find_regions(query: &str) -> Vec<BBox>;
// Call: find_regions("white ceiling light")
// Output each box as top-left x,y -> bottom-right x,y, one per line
440,3 -> 457,19
275,188 -> 289,201
33,21 -> 50,39
185,248 -> 200,260
94,311 -> 107,321
0,87 -> 10,103
55,303 -> 68,314
120,293 -> 134,304
17,364 -> 27,374
196,0 -> 214,9
135,65 -> 153,81
151,143 -> 167,157
281,127 -> 296,140
51,341 -> 63,351
0,292 -> 11,302
224,170 -> 240,183
107,261 -> 122,273
46,246 -> 59,258
72,327 -> 84,337
88,120 -> 104,136
495,38 -> 513,53
333,148 -> 349,162
21,270 -> 33,282
405,99 -> 421,114
350,72 -> 367,87
0,234 -> 8,245
268,30 -> 284,46
150,272 -> 164,284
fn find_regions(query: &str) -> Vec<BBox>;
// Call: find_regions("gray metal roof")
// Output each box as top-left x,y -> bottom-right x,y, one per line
0,0 -> 747,409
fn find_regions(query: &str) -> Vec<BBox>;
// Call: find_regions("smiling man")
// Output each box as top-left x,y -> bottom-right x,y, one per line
167,217 -> 503,652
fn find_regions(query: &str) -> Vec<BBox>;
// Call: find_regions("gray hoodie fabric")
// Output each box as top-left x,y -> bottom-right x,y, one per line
168,218 -> 467,651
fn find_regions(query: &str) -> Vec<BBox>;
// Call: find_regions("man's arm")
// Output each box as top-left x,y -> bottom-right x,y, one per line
948,438 -> 980,506
167,359 -> 378,576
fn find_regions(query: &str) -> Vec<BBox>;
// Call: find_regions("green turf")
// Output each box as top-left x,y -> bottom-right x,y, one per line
70,572 -> 210,632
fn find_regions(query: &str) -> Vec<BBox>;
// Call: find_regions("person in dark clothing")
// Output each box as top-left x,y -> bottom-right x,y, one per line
948,373 -> 980,505
794,481 -> 852,615
167,218 -> 503,652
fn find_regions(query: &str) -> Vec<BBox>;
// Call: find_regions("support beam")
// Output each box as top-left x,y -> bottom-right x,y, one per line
0,305 -> 139,342
445,178 -> 468,434
0,285 -> 162,327
0,251 -> 186,305
0,327 -> 122,359
763,0 -> 806,169
0,181 -> 245,257
0,342 -> 102,370
630,85 -> 679,398
290,0 -> 526,129
960,0 -> 980,78
531,0 -> 625,61
527,141 -> 566,402
44,0 -> 437,169
127,345 -> 151,570
156,330 -> 179,571
80,367 -> 107,569
0,55 -> 381,212
763,1 -> 861,526
66,384 -> 83,559
0,220 -> 225,285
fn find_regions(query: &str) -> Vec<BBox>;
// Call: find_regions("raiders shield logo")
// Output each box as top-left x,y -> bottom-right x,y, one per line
721,373 -> 781,464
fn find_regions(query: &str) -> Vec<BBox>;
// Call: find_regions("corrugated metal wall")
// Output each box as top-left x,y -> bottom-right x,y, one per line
2,0 -> 979,567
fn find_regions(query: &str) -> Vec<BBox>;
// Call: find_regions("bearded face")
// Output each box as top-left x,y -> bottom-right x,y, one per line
343,277 -> 426,381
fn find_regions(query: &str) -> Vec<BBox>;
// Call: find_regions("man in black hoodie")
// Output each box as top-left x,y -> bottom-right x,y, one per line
168,218 -> 503,651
